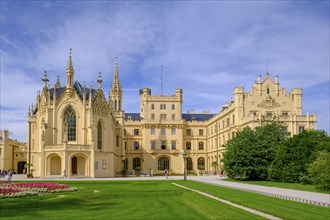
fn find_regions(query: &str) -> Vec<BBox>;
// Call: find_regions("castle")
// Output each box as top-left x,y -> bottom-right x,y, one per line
0,50 -> 317,177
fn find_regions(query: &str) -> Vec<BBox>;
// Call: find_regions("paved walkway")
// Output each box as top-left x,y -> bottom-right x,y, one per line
7,174 -> 330,207
188,176 -> 330,207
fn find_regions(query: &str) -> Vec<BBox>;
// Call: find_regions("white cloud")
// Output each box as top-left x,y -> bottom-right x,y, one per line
1,1 -> 329,141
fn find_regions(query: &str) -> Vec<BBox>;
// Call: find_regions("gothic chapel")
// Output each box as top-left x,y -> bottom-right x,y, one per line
28,49 -> 124,178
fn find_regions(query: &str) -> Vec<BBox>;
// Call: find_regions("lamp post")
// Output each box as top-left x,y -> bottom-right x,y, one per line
182,151 -> 187,181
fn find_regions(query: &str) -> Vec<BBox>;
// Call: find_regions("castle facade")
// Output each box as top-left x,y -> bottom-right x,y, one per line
1,50 -> 317,177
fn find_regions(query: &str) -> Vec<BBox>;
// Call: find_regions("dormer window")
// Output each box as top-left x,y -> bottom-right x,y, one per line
267,87 -> 270,94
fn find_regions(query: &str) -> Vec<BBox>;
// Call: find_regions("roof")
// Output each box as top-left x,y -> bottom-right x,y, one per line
182,113 -> 215,122
125,113 -> 141,121
124,113 -> 214,122
49,81 -> 96,100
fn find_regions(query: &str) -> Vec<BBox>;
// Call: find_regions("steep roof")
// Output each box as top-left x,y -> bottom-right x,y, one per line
49,81 -> 96,100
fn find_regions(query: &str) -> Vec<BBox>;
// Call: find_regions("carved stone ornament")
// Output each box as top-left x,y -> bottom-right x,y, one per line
258,95 -> 281,109
92,90 -> 110,116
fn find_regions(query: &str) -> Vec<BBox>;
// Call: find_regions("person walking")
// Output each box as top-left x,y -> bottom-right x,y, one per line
7,169 -> 12,181
165,169 -> 168,179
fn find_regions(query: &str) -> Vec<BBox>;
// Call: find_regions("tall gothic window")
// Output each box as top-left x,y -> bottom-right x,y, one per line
97,121 -> 102,149
158,157 -> 169,171
64,107 -> 76,141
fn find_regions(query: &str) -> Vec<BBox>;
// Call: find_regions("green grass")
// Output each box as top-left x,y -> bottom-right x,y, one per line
0,180 -> 264,220
1,180 -> 329,220
179,180 -> 330,220
223,178 -> 330,193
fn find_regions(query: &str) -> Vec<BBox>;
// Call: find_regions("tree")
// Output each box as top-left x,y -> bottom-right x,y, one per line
223,116 -> 287,180
269,130 -> 329,183
308,150 -> 330,191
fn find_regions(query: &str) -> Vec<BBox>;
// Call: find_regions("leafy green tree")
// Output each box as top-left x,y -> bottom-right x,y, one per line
269,130 -> 329,183
223,116 -> 287,180
308,150 -> 330,190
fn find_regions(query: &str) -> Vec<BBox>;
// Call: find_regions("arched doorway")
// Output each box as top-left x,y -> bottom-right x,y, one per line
50,155 -> 61,175
71,155 -> 86,175
17,161 -> 26,174
72,156 -> 77,175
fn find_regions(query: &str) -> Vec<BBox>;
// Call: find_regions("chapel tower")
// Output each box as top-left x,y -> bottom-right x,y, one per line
66,48 -> 74,88
109,59 -> 123,113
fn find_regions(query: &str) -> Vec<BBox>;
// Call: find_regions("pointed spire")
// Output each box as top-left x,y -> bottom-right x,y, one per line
66,48 -> 74,88
55,76 -> 61,88
42,70 -> 49,88
97,72 -> 103,89
113,57 -> 120,88
66,48 -> 74,72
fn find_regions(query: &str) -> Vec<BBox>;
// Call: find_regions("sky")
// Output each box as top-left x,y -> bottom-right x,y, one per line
0,1 -> 329,141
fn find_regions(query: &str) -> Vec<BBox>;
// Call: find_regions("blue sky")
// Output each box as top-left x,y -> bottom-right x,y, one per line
1,1 -> 329,141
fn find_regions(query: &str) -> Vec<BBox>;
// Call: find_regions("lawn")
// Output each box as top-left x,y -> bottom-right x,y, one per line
0,180 -> 329,220
0,180 -> 263,220
223,178 -> 330,193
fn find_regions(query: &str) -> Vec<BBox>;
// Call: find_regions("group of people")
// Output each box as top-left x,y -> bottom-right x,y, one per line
0,169 -> 13,181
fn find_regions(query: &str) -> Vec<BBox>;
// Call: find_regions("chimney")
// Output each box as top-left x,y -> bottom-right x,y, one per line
3,129 -> 9,139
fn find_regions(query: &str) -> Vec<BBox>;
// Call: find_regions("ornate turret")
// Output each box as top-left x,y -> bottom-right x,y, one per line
66,48 -> 74,88
54,76 -> 61,88
42,70 -> 49,88
97,72 -> 103,89
109,58 -> 123,112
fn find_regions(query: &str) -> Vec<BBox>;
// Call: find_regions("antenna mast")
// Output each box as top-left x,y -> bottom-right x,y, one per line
161,65 -> 163,95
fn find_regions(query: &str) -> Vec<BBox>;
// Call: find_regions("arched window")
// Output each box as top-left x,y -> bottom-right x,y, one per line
64,107 -> 76,141
198,141 -> 204,150
186,157 -> 193,170
133,157 -> 141,170
197,157 -> 205,170
267,87 -> 270,94
158,157 -> 169,170
97,121 -> 102,149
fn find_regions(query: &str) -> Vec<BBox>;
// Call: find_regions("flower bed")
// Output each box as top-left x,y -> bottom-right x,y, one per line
0,181 -> 78,199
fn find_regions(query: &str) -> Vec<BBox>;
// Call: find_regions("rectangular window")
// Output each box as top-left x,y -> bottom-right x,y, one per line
151,128 -> 156,135
171,128 -> 176,135
232,115 -> 235,124
186,142 -> 191,150
199,129 -> 203,136
134,141 -> 139,150
171,141 -> 176,149
172,104 -> 175,110
151,104 -> 154,110
151,141 -> 156,149
102,159 -> 106,170
282,112 -> 288,117
134,129 -> 139,136
160,114 -> 167,120
161,128 -> 166,135
266,112 -> 272,117
124,142 -> 127,150
95,161 -> 99,170
172,114 -> 175,121
151,114 -> 155,120
299,126 -> 305,133
160,104 -> 166,110
161,141 -> 166,149
186,129 -> 191,136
